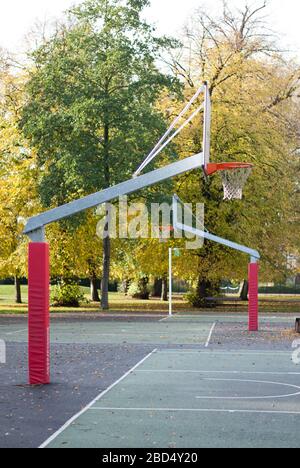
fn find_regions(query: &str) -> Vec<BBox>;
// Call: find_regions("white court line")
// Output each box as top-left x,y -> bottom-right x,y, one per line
205,322 -> 216,348
39,349 -> 157,448
171,315 -> 298,319
136,370 -> 300,376
53,330 -> 209,336
171,317 -> 297,324
89,407 -> 300,416
195,378 -> 300,400
5,329 -> 27,336
158,350 -> 293,356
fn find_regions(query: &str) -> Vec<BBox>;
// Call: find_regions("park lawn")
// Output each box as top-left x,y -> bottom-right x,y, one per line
0,285 -> 184,315
0,284 -> 29,303
0,285 -> 299,315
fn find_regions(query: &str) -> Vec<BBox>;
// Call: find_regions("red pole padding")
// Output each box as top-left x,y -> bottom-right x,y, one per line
28,243 -> 50,385
248,262 -> 259,332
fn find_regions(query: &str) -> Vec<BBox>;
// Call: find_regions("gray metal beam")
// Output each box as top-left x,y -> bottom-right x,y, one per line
173,195 -> 260,261
176,223 -> 260,260
28,227 -> 45,243
24,153 -> 204,238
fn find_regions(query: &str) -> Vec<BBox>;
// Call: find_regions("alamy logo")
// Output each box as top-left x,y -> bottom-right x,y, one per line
0,339 -> 6,364
95,196 -> 205,250
292,339 -> 300,365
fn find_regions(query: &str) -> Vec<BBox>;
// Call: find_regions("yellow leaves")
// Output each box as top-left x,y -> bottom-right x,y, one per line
47,212 -> 104,279
167,39 -> 299,282
0,70 -> 40,278
0,153 -> 38,277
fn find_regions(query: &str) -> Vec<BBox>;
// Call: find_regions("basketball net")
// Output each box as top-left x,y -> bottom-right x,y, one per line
221,166 -> 253,201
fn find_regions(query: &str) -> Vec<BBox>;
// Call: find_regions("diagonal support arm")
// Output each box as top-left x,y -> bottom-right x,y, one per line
172,195 -> 260,260
24,153 -> 204,241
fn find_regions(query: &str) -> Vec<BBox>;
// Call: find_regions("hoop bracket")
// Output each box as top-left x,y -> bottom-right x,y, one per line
205,162 -> 253,176
204,162 -> 253,200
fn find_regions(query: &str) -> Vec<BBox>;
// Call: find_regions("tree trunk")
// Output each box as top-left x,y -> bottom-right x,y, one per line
14,276 -> 22,304
101,204 -> 111,310
153,278 -> 162,298
101,107 -> 111,310
138,277 -> 150,300
189,277 -> 218,308
101,234 -> 110,310
90,276 -> 100,302
161,277 -> 168,302
197,277 -> 210,299
240,280 -> 249,301
121,279 -> 130,295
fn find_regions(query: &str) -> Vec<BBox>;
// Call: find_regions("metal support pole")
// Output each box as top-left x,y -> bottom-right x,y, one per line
169,248 -> 172,317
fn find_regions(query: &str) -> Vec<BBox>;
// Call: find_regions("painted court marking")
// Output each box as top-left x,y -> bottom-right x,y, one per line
205,322 -> 216,347
39,349 -> 157,449
158,350 -> 293,356
167,315 -> 298,320
88,407 -> 300,415
5,329 -> 27,336
136,370 -> 300,376
195,378 -> 300,400
39,348 -> 300,448
55,330 -> 210,336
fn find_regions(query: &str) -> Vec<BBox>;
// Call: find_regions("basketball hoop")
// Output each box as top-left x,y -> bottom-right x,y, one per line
205,162 -> 253,200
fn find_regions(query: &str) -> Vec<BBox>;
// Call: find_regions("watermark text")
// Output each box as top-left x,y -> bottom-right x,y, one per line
292,339 -> 300,365
0,339 -> 6,364
95,197 -> 205,250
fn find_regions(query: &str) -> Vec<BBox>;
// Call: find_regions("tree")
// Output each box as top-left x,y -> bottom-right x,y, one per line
20,0 -> 179,310
47,212 -> 103,302
0,159 -> 36,304
112,234 -> 172,301
166,1 -> 300,304
0,71 -> 39,303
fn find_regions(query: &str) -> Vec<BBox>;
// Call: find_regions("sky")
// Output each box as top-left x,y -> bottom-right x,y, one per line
0,0 -> 300,57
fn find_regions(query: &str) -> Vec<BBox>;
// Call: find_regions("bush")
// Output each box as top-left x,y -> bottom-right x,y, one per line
185,291 -> 218,308
185,279 -> 220,308
51,282 -> 86,307
118,280 -> 131,295
128,278 -> 150,300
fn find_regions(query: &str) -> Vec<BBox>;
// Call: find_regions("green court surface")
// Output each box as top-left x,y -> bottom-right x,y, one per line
0,314 -> 297,341
0,314 -> 297,348
42,349 -> 300,448
0,314 -> 297,345
1,313 -> 299,448
0,320 -> 215,345
161,314 -> 298,324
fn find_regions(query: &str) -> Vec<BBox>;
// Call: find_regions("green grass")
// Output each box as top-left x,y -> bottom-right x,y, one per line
0,286 -> 183,315
0,284 -> 29,303
0,285 -> 299,315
